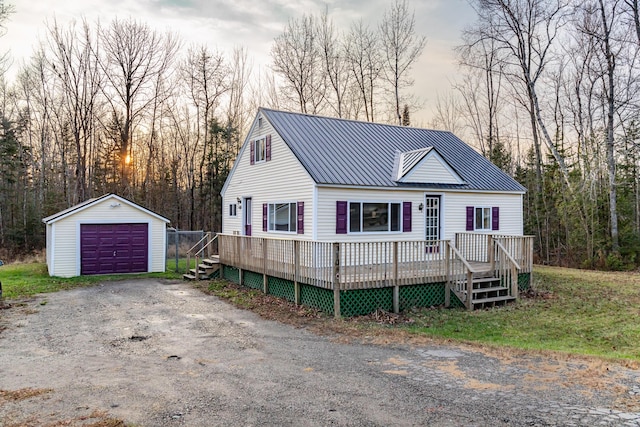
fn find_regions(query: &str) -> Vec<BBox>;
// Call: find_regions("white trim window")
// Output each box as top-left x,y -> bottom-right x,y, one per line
229,203 -> 237,217
349,202 -> 401,233
268,202 -> 297,232
475,207 -> 492,231
254,138 -> 266,163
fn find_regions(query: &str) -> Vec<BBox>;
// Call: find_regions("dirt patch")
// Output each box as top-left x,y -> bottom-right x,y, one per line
0,388 -> 52,402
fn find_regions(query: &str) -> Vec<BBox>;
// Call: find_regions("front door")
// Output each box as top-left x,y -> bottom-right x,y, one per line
424,196 -> 440,241
243,197 -> 252,236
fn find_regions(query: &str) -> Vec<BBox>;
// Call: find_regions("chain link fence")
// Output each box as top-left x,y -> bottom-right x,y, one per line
166,229 -> 208,273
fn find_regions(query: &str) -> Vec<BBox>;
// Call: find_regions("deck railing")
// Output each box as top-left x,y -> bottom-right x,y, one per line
186,232 -> 218,280
218,235 -> 530,291
445,242 -> 477,309
455,233 -> 534,273
494,239 -> 520,300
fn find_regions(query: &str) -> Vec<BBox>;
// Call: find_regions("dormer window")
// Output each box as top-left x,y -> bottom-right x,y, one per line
254,138 -> 266,163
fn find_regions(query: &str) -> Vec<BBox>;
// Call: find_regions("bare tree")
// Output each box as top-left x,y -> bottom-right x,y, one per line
379,0 -> 426,125
625,0 -> 640,44
468,0 -> 571,188
345,20 -> 383,121
0,0 -> 14,73
45,19 -> 102,202
575,0 -> 631,252
271,14 -> 326,114
429,92 -> 462,134
318,8 -> 350,118
97,18 -> 179,191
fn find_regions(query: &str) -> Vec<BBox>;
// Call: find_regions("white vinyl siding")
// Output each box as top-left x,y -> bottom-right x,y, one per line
222,114 -> 314,238
317,186 -> 523,242
316,187 -> 424,242
401,152 -> 462,184
46,196 -> 167,277
446,192 -> 523,237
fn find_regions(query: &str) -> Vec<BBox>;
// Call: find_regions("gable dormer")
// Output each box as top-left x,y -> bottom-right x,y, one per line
393,147 -> 464,184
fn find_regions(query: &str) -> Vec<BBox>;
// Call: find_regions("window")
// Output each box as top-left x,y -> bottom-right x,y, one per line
475,207 -> 491,231
349,202 -> 401,233
254,138 -> 266,163
268,202 -> 297,232
229,204 -> 237,217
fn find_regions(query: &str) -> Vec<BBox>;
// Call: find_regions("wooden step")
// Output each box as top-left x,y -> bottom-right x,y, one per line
198,263 -> 219,271
471,286 -> 509,294
472,277 -> 501,285
183,273 -> 197,281
472,295 -> 516,305
202,257 -> 219,266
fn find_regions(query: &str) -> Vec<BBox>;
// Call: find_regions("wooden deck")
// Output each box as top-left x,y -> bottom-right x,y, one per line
217,233 -> 534,315
218,234 -> 533,291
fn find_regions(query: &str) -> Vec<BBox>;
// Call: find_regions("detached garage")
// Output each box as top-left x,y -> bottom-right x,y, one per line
42,194 -> 170,278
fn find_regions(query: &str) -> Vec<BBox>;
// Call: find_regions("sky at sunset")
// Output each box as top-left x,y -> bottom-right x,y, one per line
3,0 -> 476,125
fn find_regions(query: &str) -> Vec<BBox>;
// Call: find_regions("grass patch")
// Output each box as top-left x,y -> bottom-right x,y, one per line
0,262 -> 181,299
205,280 -> 261,309
406,266 -> 640,361
165,258 -> 197,274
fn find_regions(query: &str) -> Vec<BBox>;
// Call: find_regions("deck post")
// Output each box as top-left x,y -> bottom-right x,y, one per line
444,243 -> 451,308
262,238 -> 268,294
205,232 -> 211,259
393,241 -> 399,314
488,234 -> 494,270
332,242 -> 341,318
294,240 -> 301,305
511,264 -> 518,299
466,270 -> 473,310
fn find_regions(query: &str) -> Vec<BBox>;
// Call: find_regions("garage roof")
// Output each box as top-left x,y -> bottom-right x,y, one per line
42,194 -> 170,224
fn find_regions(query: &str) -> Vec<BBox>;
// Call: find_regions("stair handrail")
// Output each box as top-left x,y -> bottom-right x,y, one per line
493,239 -> 520,299
186,233 -> 218,279
493,240 -> 521,270
446,241 -> 477,310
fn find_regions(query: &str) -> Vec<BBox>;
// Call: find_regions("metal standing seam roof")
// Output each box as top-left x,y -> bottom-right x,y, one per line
260,108 -> 526,192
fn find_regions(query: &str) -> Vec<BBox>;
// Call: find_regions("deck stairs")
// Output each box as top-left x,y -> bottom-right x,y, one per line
451,270 -> 516,309
183,255 -> 220,281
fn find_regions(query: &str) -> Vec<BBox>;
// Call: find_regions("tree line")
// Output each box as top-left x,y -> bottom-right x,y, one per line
1,0 -> 639,270
0,0 -> 425,260
433,0 -> 640,269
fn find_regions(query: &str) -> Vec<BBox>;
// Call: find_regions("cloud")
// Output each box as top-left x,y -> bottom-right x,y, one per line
1,0 -> 477,124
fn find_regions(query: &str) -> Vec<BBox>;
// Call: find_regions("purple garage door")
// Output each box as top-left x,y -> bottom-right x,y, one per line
80,223 -> 148,275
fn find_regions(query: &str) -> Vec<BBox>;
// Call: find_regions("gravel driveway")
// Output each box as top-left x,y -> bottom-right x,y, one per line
0,279 -> 639,426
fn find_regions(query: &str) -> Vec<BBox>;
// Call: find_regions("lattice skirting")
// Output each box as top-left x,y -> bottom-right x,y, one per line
243,271 -> 264,290
268,276 -> 296,302
222,266 -> 240,284
518,273 -> 531,291
220,268 -> 526,317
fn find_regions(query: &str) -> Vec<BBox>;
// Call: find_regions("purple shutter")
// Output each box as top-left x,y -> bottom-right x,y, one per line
250,141 -> 255,165
492,207 -> 499,230
263,203 -> 268,232
466,206 -> 474,231
402,202 -> 412,232
266,135 -> 272,161
336,201 -> 347,234
297,201 -> 304,234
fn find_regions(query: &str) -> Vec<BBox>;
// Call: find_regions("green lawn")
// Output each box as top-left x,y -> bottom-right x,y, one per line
0,262 -> 181,299
406,266 -> 640,361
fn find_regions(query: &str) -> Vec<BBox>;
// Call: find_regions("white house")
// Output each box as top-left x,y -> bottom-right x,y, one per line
221,108 -> 525,242
42,194 -> 169,278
